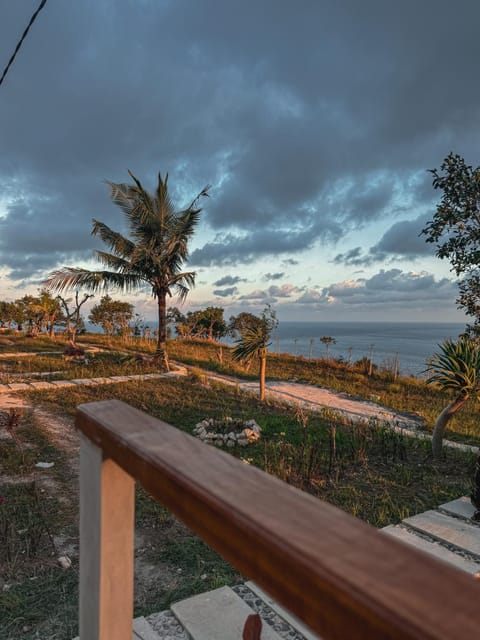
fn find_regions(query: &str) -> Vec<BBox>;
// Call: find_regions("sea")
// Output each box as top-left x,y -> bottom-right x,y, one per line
267,321 -> 466,378
87,319 -> 465,378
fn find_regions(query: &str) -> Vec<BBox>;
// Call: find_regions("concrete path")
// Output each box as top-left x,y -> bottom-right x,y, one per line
0,369 -> 187,398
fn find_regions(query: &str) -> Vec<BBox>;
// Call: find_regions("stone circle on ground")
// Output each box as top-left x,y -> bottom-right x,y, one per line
193,417 -> 261,447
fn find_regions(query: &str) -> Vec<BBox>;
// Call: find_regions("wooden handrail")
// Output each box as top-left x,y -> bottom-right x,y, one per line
77,399 -> 480,640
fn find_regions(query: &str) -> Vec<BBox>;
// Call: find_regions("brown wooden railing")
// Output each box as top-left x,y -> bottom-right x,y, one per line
76,399 -> 480,640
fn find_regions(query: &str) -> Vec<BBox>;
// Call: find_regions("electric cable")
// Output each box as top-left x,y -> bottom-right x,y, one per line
0,0 -> 48,88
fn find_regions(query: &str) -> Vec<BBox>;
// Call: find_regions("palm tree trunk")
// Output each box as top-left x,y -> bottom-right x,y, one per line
259,351 -> 266,401
155,291 -> 170,371
432,394 -> 468,458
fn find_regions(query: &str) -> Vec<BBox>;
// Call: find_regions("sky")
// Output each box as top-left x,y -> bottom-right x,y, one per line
0,0 -> 478,324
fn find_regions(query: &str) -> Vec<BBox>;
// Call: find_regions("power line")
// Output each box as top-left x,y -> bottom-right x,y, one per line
0,0 -> 48,88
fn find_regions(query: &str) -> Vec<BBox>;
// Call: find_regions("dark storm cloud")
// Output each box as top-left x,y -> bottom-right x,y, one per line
0,0 -> 479,282
189,222 -> 341,266
333,214 -> 435,266
212,275 -> 246,287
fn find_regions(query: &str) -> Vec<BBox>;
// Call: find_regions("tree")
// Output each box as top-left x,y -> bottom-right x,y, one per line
89,295 -> 134,336
231,306 -> 278,401
228,312 -> 264,338
37,289 -> 63,337
182,306 -> 226,341
57,292 -> 93,346
422,153 -> 480,336
320,336 -> 336,358
0,301 -> 15,328
426,337 -> 480,457
45,171 -> 209,370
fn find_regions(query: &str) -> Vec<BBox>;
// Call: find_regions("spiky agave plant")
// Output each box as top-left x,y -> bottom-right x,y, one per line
426,337 -> 480,457
45,171 -> 209,371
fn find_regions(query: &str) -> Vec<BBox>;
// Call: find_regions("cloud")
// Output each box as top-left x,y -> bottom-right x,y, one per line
212,275 -> 246,286
264,272 -> 285,281
238,283 -> 299,303
213,286 -> 238,297
333,214 -> 436,266
295,269 -> 458,310
0,0 -> 479,287
189,224 -> 341,267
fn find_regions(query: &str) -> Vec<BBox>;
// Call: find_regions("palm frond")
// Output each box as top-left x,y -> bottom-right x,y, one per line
232,326 -> 269,363
106,181 -> 137,217
94,250 -> 140,274
92,220 -> 135,258
184,184 -> 211,211
44,268 -> 146,295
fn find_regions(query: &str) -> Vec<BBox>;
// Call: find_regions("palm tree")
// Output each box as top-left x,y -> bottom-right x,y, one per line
45,171 -> 209,370
231,306 -> 277,401
426,337 -> 480,457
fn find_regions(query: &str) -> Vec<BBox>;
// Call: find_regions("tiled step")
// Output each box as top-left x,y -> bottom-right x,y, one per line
382,525 -> 480,574
403,509 -> 480,557
73,615 -> 160,639
244,582 -> 320,639
133,616 -> 163,639
439,496 -> 476,520
171,586 -> 282,640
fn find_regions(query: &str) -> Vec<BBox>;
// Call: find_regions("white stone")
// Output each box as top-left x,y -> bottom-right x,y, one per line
29,381 -> 54,389
50,380 -> 76,388
226,440 -> 235,448
57,555 -> 72,569
8,383 -> 31,391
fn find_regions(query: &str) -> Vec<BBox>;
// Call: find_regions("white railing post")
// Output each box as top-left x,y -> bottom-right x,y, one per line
79,434 -> 135,640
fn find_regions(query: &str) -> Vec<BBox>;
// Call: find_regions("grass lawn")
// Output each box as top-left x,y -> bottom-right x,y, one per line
0,335 -> 478,639
166,337 -> 480,447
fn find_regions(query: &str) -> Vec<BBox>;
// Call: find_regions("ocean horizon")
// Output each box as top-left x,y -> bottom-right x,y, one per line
269,321 -> 466,377
86,319 -> 466,377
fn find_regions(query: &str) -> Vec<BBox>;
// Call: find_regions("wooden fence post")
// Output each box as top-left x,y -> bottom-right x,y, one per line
79,434 -> 135,640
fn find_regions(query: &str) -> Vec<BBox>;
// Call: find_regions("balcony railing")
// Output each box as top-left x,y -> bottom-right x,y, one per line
77,399 -> 480,640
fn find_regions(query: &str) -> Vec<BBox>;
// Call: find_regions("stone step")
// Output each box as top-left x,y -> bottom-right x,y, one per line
244,581 -> 321,639
171,586 -> 283,640
403,510 -> 480,558
382,525 -> 480,574
132,616 -> 162,639
439,496 -> 476,520
73,615 -> 161,639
